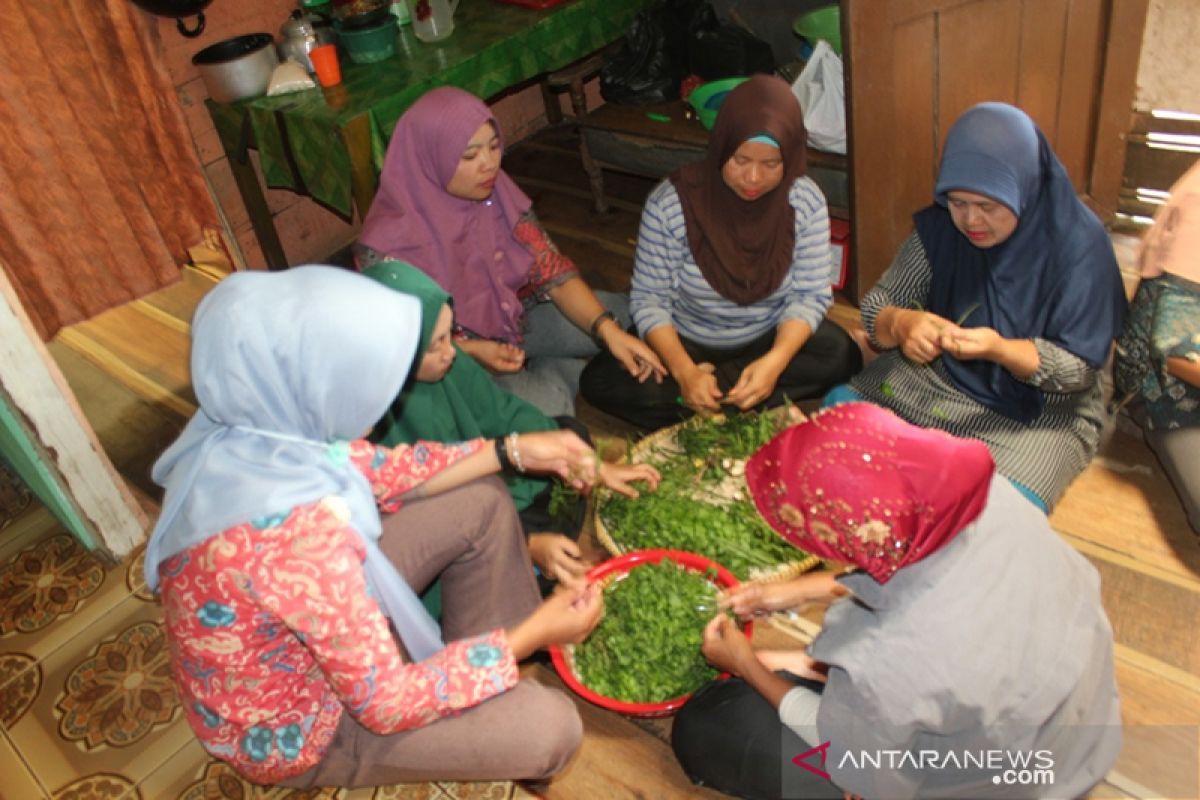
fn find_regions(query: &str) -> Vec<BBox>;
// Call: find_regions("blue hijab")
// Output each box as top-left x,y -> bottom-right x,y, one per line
144,265 -> 442,660
915,102 -> 1126,423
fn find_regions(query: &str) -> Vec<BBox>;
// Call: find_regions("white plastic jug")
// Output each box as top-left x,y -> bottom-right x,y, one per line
405,0 -> 458,42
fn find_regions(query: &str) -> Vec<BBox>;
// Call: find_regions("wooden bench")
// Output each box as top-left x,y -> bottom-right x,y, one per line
541,56 -> 850,219
577,99 -> 850,218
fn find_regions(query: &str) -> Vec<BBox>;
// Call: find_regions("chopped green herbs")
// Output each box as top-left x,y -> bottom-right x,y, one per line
574,560 -> 721,703
598,411 -> 804,579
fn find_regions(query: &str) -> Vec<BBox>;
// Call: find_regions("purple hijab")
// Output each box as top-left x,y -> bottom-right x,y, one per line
359,87 -> 533,342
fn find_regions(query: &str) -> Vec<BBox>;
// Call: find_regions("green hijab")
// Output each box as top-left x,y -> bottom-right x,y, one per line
364,261 -> 556,510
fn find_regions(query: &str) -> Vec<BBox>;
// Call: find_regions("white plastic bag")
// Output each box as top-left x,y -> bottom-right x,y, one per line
790,40 -> 846,155
267,60 -> 316,96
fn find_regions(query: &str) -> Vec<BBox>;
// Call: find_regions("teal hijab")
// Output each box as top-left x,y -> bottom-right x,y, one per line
363,261 -> 556,510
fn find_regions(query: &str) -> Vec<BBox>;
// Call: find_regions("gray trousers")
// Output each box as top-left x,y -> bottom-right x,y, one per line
494,290 -> 631,417
1146,426 -> 1200,534
281,477 -> 582,788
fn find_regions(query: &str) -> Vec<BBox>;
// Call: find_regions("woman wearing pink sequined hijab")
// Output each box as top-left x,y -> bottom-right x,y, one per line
671,403 -> 1121,800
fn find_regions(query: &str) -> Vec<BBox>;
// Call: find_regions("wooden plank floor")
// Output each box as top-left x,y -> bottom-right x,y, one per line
41,124 -> 1200,799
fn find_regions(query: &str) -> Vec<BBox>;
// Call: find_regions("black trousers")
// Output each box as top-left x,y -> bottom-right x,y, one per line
580,320 -> 863,431
672,676 -> 841,800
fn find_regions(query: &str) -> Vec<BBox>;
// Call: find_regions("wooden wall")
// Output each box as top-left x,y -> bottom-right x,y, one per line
1135,0 -> 1200,113
1118,0 -> 1200,224
135,2 -> 594,269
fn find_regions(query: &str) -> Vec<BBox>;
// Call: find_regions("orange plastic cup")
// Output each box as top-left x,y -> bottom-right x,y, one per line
309,44 -> 341,88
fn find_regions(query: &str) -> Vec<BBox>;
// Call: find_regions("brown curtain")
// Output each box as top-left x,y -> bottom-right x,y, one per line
0,0 -> 220,340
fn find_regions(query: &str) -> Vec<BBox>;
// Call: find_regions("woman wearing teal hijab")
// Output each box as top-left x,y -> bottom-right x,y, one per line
366,261 -> 660,587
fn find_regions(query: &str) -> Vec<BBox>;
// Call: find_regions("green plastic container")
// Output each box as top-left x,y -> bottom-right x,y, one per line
338,16 -> 398,64
793,5 -> 842,56
687,76 -> 750,131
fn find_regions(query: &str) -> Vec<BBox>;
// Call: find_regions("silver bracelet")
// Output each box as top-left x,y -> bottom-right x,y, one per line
507,431 -> 526,473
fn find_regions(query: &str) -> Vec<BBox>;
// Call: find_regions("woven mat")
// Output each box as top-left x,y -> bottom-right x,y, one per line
592,412 -> 820,581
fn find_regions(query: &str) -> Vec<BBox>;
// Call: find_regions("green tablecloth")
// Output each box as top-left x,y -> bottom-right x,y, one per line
208,0 -> 650,217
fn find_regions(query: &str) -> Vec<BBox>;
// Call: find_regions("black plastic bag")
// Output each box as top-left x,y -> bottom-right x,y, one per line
687,4 -> 776,81
600,0 -> 700,105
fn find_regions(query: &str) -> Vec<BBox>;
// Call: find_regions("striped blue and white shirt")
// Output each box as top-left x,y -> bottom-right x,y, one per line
630,177 -> 833,348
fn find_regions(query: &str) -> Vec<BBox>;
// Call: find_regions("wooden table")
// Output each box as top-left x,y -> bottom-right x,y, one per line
205,0 -> 651,269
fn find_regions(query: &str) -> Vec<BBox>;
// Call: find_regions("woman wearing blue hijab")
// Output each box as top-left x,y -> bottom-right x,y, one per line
827,103 -> 1126,511
145,266 -> 605,788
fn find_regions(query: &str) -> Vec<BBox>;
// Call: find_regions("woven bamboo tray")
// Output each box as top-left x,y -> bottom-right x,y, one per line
592,411 -> 822,586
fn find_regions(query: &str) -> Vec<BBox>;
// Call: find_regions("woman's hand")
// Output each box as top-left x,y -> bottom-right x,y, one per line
677,362 -> 724,414
939,325 -> 1002,362
889,308 -> 956,364
596,462 -> 661,498
941,327 -> 1041,378
724,352 -> 787,410
459,339 -> 526,374
1167,355 -> 1200,389
513,430 -> 597,487
700,614 -> 757,677
527,533 -> 591,590
719,580 -> 810,619
600,324 -> 667,384
506,582 -> 604,659
755,649 -> 829,683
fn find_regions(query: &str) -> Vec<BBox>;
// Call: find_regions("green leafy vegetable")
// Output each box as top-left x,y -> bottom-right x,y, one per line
574,560 -> 721,703
598,410 -> 804,579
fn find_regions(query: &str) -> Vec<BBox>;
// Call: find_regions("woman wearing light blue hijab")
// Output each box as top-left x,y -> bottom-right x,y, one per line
827,102 -> 1127,511
146,266 -> 604,788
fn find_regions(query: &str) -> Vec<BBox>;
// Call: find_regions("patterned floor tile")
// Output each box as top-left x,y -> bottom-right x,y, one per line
0,465 -> 34,538
0,728 -> 47,798
435,781 -> 517,799
3,593 -> 195,795
51,773 -> 137,799
0,506 -> 57,563
137,737 -> 349,799
136,721 -> 456,800
0,516 -> 145,668
358,783 -> 450,799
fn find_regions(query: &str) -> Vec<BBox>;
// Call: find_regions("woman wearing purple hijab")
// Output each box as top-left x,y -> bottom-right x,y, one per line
357,87 -> 665,417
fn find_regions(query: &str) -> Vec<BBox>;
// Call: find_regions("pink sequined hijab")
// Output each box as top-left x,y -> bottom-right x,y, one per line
745,403 -> 994,584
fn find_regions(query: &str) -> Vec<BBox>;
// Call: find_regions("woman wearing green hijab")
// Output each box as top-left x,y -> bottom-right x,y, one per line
366,261 -> 660,588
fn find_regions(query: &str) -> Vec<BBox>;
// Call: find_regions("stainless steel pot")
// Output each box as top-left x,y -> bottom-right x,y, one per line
279,10 -> 338,74
192,33 -> 280,103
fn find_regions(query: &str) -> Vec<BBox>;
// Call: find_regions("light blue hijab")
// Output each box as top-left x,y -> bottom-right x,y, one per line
144,265 -> 442,660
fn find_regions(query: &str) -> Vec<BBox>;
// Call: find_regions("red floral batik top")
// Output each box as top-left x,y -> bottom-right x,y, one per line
158,438 -> 518,784
512,211 -> 578,301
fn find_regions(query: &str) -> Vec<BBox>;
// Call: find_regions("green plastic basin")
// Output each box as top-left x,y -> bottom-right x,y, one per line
793,5 -> 842,56
687,76 -> 749,131
338,16 -> 397,64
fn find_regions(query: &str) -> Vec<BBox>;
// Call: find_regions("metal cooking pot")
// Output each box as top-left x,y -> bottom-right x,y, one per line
128,0 -> 213,38
331,0 -> 390,29
279,10 -> 338,74
192,33 -> 280,104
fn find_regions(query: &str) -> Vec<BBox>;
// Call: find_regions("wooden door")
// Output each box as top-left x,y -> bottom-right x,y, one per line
842,0 -> 1148,300
0,267 -> 147,563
